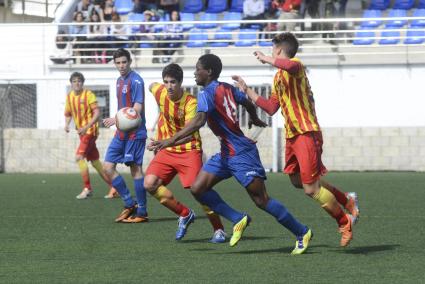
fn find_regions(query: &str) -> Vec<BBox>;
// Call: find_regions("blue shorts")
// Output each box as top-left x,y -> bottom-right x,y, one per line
203,146 -> 266,188
105,137 -> 146,166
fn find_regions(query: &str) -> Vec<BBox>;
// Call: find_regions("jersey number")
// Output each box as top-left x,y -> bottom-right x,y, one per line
222,92 -> 238,123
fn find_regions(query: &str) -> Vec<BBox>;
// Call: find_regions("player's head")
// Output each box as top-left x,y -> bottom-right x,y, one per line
195,54 -> 222,87
162,63 -> 184,101
69,72 -> 85,93
113,48 -> 132,77
272,32 -> 299,59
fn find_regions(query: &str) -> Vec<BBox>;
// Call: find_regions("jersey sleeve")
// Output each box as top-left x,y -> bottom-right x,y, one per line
185,97 -> 197,122
87,90 -> 97,106
132,76 -> 145,105
232,85 -> 248,105
196,89 -> 211,113
64,94 -> 72,117
150,82 -> 163,104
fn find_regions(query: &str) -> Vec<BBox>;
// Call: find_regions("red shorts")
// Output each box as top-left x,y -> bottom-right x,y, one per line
76,134 -> 100,161
146,150 -> 203,188
283,131 -> 327,184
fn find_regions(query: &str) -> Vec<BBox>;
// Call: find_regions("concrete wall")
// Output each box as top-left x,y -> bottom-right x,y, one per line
3,127 -> 424,173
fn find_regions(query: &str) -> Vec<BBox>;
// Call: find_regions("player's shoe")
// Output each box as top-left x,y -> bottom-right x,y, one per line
104,187 -> 119,199
115,205 -> 136,223
175,209 -> 195,240
229,214 -> 251,247
76,188 -> 93,199
121,214 -> 149,223
345,192 -> 359,225
209,229 -> 227,243
339,214 -> 353,247
291,228 -> 313,255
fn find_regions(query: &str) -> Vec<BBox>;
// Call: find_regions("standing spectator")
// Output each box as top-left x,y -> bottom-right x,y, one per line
103,0 -> 116,22
109,13 -> 131,49
87,11 -> 108,63
70,11 -> 88,63
158,10 -> 183,63
74,0 -> 100,21
241,0 -> 265,29
301,0 -> 321,31
273,0 -> 302,32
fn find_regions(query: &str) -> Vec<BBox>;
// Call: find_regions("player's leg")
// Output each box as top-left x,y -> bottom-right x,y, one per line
75,134 -> 93,199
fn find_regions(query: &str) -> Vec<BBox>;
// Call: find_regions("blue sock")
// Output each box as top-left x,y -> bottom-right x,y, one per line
134,178 -> 147,217
112,175 -> 134,208
198,189 -> 244,224
265,198 -> 308,236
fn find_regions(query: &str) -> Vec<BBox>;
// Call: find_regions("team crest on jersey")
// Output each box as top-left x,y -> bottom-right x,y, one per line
177,109 -> 184,119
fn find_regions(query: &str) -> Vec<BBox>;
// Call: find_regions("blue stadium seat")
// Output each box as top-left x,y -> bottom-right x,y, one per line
378,27 -> 400,44
234,28 -> 258,47
180,12 -> 195,30
353,27 -> 375,45
128,13 -> 144,33
186,29 -> 209,47
418,0 -> 425,8
181,0 -> 204,13
386,9 -> 407,27
368,0 -> 390,10
229,0 -> 244,13
206,0 -> 228,13
393,0 -> 415,10
210,29 -> 232,47
411,9 -> 425,27
115,0 -> 133,15
222,12 -> 242,30
196,13 -> 218,29
361,10 -> 383,28
258,40 -> 273,46
404,26 -> 425,44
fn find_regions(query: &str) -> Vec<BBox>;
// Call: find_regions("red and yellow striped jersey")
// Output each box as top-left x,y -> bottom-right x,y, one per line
151,82 -> 202,153
64,89 -> 99,136
272,57 -> 320,138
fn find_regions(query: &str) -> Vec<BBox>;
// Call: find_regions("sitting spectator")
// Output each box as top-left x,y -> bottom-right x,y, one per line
158,0 -> 179,16
50,30 -> 74,64
87,11 -> 108,63
273,0 -> 302,32
74,0 -> 101,21
157,10 -> 183,63
103,0 -> 116,22
70,11 -> 89,63
109,13 -> 131,49
241,0 -> 265,29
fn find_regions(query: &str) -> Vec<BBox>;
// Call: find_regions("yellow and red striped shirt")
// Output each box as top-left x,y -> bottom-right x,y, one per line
151,82 -> 202,153
272,57 -> 320,138
64,89 -> 99,136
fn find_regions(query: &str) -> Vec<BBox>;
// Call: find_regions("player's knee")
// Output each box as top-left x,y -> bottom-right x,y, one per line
103,164 -> 114,177
291,181 -> 303,189
253,197 -> 268,210
143,177 -> 157,193
75,155 -> 84,162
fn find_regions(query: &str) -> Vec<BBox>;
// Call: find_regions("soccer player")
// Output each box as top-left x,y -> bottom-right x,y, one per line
149,54 -> 312,254
102,48 -> 148,223
64,71 -> 118,199
138,63 -> 226,242
232,32 -> 359,247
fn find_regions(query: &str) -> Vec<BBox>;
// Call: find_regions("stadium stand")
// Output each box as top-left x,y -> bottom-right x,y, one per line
393,0 -> 415,10
180,12 -> 196,30
229,0 -> 244,13
196,12 -> 218,29
221,11 -> 242,30
411,9 -> 425,26
404,25 -> 425,44
234,28 -> 258,47
210,28 -> 232,47
361,9 -> 383,28
181,0 -> 204,13
386,9 -> 407,27
205,0 -> 228,13
186,29 -> 208,47
353,27 -> 375,45
378,27 -> 400,44
368,0 -> 390,10
114,0 -> 132,15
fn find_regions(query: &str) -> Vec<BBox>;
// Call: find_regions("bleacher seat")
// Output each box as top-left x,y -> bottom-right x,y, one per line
180,12 -> 195,30
418,0 -> 425,8
115,0 -> 133,15
234,28 -> 258,47
210,29 -> 233,47
181,0 -> 204,13
386,9 -> 407,27
128,13 -> 144,33
411,9 -> 425,27
222,12 -> 242,30
196,13 -> 218,29
205,0 -> 228,13
378,27 -> 400,44
353,27 -> 375,45
258,39 -> 273,47
393,0 -> 415,10
186,29 -> 209,47
229,0 -> 244,13
404,26 -> 425,44
369,0 -> 390,10
361,10 -> 383,28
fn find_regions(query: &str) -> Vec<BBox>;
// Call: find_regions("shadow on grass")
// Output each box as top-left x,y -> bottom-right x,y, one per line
334,244 -> 400,255
220,244 -> 330,255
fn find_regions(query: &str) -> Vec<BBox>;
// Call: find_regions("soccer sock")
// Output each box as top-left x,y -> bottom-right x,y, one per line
111,175 -> 134,208
321,180 -> 348,206
312,186 -> 348,226
197,189 -> 244,224
134,178 -> 147,216
91,159 -> 112,187
153,185 -> 189,217
77,159 -> 91,189
202,205 -> 224,231
264,198 -> 307,236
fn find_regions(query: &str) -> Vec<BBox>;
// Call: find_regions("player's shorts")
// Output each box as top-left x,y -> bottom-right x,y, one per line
76,134 -> 99,161
284,131 -> 327,184
203,146 -> 266,188
146,150 -> 203,188
104,137 -> 146,166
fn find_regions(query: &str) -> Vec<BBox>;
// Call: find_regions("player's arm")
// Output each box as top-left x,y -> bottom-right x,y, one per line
254,51 -> 301,75
64,114 -> 72,133
232,75 -> 280,116
78,103 -> 100,135
239,97 -> 267,129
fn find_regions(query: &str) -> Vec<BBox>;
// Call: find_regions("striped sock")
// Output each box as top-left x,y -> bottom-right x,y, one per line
77,159 -> 91,189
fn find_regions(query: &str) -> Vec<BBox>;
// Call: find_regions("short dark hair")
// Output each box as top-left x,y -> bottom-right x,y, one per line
198,54 -> 222,80
272,32 -> 299,58
69,72 -> 85,83
162,63 -> 183,83
113,48 -> 131,61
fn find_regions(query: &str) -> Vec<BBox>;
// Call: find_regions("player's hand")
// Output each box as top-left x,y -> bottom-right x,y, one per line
231,75 -> 247,93
64,125 -> 70,133
248,117 -> 267,129
103,117 -> 116,128
148,138 -> 173,151
77,126 -> 88,135
253,51 -> 266,64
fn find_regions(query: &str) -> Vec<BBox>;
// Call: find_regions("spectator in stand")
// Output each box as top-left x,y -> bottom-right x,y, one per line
50,30 -> 74,64
273,0 -> 302,32
138,10 -> 161,63
241,0 -> 265,29
93,0 -> 105,21
109,13 -> 131,49
103,0 -> 116,22
159,0 -> 179,16
74,0 -> 101,21
158,10 -> 183,63
300,0 -> 321,31
70,11 -> 89,63
87,10 -> 108,63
